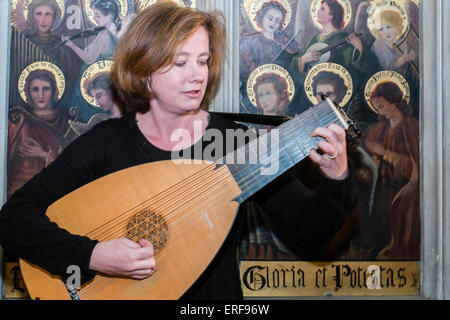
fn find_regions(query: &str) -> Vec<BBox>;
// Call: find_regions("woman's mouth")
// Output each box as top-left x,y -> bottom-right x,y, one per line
183,90 -> 202,98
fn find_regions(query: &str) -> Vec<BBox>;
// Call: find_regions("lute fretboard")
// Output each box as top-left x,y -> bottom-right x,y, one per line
220,98 -> 350,203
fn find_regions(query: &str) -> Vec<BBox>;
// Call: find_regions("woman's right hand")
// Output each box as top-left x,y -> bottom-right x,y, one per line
89,238 -> 158,280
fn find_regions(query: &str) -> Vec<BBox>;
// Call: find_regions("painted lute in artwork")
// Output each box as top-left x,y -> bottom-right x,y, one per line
19,98 -> 359,300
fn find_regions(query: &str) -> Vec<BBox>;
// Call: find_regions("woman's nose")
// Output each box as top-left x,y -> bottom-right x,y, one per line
187,65 -> 205,82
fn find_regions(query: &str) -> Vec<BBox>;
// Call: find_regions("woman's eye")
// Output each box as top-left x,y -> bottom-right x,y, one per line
174,61 -> 186,67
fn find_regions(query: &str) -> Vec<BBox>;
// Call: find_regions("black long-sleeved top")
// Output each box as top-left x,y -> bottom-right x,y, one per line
0,112 -> 356,299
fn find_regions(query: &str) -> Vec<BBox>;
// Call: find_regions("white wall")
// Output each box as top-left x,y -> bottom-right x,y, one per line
421,0 -> 450,299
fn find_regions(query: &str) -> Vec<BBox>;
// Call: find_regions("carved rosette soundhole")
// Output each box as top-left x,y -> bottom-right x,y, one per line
126,210 -> 168,252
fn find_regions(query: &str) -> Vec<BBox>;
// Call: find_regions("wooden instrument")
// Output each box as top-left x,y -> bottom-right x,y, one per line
19,98 -> 359,300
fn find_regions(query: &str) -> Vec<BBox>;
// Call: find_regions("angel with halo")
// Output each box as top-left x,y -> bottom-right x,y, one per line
354,0 -> 419,77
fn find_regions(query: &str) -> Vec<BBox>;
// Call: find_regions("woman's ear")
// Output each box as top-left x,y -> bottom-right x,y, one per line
146,77 -> 152,93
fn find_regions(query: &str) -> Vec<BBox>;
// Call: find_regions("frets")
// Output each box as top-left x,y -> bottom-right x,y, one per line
218,99 -> 349,204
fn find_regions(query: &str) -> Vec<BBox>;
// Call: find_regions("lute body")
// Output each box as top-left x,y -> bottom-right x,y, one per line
20,160 -> 241,300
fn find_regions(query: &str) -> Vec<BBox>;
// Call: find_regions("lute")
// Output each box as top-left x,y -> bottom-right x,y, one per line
19,98 -> 359,299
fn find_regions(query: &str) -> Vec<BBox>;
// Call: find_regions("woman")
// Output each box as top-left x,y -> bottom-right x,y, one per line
7,69 -> 72,199
63,0 -> 120,64
361,82 -> 420,260
0,3 -> 356,299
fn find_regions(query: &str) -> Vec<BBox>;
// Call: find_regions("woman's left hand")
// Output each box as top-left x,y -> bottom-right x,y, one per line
308,123 -> 348,180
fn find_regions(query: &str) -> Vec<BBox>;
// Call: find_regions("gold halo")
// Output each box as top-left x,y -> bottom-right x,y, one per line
364,70 -> 410,114
367,0 -> 409,42
80,60 -> 114,107
18,61 -> 65,104
246,64 -> 295,107
136,0 -> 196,10
243,0 -> 292,32
304,62 -> 353,107
12,0 -> 65,30
85,0 -> 128,26
310,0 -> 352,30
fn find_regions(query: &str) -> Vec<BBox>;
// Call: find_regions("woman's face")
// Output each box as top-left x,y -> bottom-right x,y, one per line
93,8 -> 114,26
261,8 -> 283,36
33,4 -> 54,35
149,26 -> 210,115
317,2 -> 332,25
371,96 -> 398,119
256,82 -> 282,114
91,88 -> 113,111
29,78 -> 53,110
378,22 -> 398,43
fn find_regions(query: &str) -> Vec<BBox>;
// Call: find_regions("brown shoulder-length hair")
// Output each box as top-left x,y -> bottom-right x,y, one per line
110,2 -> 226,114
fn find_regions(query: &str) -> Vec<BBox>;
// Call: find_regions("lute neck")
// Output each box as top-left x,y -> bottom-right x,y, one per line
218,98 -> 349,204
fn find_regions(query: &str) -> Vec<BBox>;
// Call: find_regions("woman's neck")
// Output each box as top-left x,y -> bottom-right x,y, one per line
136,106 -> 209,151
262,110 -> 281,116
